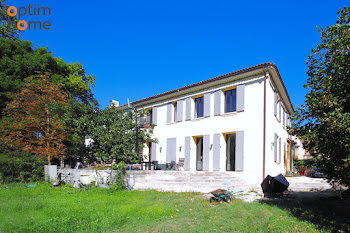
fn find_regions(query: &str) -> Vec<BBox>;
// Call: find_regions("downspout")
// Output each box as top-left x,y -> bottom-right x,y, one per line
262,71 -> 267,181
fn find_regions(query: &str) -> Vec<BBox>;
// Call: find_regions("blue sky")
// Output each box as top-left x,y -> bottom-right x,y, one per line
9,0 -> 349,109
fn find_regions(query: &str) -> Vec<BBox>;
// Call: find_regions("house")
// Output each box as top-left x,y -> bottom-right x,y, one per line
128,63 -> 301,185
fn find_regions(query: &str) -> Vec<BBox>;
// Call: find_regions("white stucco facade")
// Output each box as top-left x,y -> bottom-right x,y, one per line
131,63 -> 300,185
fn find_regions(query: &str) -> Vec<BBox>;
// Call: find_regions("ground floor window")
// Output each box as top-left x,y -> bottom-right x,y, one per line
196,137 -> 203,171
226,133 -> 236,171
148,142 -> 152,161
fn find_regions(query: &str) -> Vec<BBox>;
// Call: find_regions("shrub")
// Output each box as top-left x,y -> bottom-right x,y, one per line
0,152 -> 46,183
110,162 -> 127,190
293,158 -> 318,170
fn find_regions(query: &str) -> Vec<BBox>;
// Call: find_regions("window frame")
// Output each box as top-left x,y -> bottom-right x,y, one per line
274,133 -> 282,164
194,96 -> 204,118
282,105 -> 286,128
277,95 -> 281,122
173,102 -> 177,122
224,88 -> 237,113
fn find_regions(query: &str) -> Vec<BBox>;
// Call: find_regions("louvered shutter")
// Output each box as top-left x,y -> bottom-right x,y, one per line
151,142 -> 157,161
214,90 -> 221,116
177,100 -> 183,122
185,98 -> 191,120
166,138 -> 176,162
274,133 -> 277,162
152,107 -> 157,125
274,92 -> 277,116
213,133 -> 220,171
236,84 -> 245,111
235,131 -> 244,171
204,93 -> 210,117
203,134 -> 210,171
184,137 -> 191,170
278,137 -> 281,163
166,103 -> 172,123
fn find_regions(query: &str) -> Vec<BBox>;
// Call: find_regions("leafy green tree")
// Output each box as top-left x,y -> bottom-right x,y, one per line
0,0 -> 20,39
88,106 -> 156,164
0,38 -> 97,116
0,38 -> 98,161
290,7 -> 350,187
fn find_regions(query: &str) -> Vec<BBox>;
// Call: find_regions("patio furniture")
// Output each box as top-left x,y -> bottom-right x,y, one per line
141,161 -> 155,170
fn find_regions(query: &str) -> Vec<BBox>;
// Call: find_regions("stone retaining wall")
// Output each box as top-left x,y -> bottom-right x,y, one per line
58,168 -> 120,185
56,169 -> 333,193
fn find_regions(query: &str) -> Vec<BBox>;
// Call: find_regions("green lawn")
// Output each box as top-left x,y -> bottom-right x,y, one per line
0,183 -> 342,232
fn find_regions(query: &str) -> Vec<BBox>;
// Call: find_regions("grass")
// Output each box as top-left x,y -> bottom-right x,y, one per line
0,183 -> 343,233
261,192 -> 350,232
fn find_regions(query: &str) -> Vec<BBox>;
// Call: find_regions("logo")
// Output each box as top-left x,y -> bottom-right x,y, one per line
6,4 -> 52,30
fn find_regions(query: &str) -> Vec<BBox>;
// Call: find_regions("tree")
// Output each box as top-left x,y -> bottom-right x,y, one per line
88,106 -> 156,164
0,73 -> 70,164
0,38 -> 97,117
290,7 -> 350,187
0,38 -> 98,161
0,0 -> 20,39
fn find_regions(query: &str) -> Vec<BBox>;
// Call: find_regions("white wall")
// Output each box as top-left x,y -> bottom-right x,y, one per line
293,137 -> 310,160
139,73 -> 295,185
265,75 -> 291,177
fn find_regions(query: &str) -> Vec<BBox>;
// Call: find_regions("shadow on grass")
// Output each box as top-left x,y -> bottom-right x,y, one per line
259,191 -> 350,232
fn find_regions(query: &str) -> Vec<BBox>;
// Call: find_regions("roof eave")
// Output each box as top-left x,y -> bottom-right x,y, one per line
119,63 -> 294,114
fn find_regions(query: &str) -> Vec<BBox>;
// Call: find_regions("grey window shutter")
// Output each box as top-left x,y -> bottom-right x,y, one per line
282,107 -> 285,126
278,137 -> 281,163
185,98 -> 191,120
235,131 -> 244,171
274,133 -> 277,162
203,134 -> 210,171
177,100 -> 183,122
184,137 -> 191,170
166,138 -> 176,162
278,102 -> 281,121
151,142 -> 157,161
214,90 -> 221,116
213,133 -> 220,171
152,107 -> 157,125
204,93 -> 210,117
274,92 -> 277,116
236,84 -> 245,112
166,103 -> 172,123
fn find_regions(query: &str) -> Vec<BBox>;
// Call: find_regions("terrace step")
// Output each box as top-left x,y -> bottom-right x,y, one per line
286,177 -> 332,191
128,171 -> 252,193
58,169 -> 334,193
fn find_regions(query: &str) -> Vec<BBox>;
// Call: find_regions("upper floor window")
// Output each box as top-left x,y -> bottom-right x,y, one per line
287,114 -> 291,127
225,89 -> 236,113
282,106 -> 286,127
140,108 -> 152,126
149,108 -> 153,124
173,102 -> 177,122
278,99 -> 281,121
274,91 -> 281,121
274,90 -> 278,117
195,97 -> 204,118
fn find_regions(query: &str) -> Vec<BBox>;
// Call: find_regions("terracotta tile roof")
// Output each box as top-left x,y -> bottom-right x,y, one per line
127,62 -> 294,112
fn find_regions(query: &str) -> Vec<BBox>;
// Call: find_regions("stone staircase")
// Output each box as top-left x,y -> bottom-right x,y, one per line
128,171 -> 259,193
127,171 -> 333,193
286,176 -> 332,192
